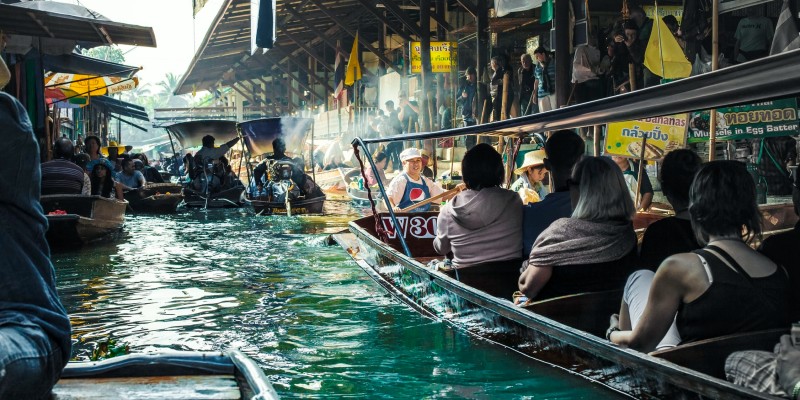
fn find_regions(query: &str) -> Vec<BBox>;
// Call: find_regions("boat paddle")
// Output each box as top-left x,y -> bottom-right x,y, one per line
398,186 -> 463,213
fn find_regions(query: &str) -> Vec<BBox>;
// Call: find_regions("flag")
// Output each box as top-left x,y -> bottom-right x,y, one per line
333,43 -> 344,100
345,32 -> 362,86
540,0 -> 553,24
644,16 -> 692,79
496,0 -> 545,17
770,0 -> 800,55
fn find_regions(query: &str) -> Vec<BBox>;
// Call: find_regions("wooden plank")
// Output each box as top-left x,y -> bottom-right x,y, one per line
52,375 -> 241,400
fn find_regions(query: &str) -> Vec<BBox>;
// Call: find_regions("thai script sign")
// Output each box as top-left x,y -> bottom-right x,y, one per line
605,114 -> 688,160
409,42 -> 458,73
643,5 -> 683,23
687,98 -> 799,143
381,216 -> 437,239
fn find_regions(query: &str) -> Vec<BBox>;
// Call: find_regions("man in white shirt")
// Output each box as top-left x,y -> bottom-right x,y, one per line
386,148 -> 447,212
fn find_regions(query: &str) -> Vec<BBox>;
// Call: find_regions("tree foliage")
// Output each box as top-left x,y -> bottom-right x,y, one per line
81,46 -> 126,63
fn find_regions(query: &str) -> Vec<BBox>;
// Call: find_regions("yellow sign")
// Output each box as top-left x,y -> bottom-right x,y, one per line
409,42 -> 457,73
643,6 -> 683,23
605,114 -> 689,160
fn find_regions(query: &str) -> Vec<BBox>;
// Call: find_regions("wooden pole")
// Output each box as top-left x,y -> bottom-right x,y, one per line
420,0 -> 432,133
399,185 -> 462,212
593,125 -> 602,156
708,0 -> 719,161
635,135 -> 648,210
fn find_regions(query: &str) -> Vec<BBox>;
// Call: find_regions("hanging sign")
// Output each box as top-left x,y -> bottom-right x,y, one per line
643,6 -> 683,23
605,114 -> 689,160
686,98 -> 799,143
409,42 -> 458,73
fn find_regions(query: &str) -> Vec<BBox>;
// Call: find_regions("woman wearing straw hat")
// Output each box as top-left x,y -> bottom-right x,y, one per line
510,149 -> 549,205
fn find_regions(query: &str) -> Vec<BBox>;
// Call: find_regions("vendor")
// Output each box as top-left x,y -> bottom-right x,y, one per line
510,149 -> 549,205
386,148 -> 450,212
612,156 -> 653,211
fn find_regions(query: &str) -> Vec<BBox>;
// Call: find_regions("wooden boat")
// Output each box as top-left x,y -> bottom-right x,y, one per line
165,119 -> 246,209
343,169 -> 382,204
334,212 -> 789,399
124,183 -> 184,213
41,194 -> 127,248
52,351 -> 279,399
240,117 -> 326,215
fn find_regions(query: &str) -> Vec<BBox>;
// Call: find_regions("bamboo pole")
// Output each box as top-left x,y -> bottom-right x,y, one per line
635,135 -> 648,210
708,0 -> 719,161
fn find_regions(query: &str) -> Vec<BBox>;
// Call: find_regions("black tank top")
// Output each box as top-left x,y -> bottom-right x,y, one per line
676,246 -> 789,343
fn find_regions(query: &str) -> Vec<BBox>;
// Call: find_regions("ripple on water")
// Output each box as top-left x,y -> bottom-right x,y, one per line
53,202 -> 622,399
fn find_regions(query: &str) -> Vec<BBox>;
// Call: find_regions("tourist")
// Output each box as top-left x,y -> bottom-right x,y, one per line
420,149 -> 434,179
638,149 -> 703,270
534,47 -> 557,112
758,169 -> 799,320
0,90 -> 71,399
612,155 -> 653,211
521,130 -> 585,258
83,135 -> 114,173
364,151 -> 389,187
386,148 -> 450,212
117,158 -> 146,190
489,56 -> 512,121
90,163 -> 123,199
41,137 -> 90,195
102,140 -> 129,174
510,149 -> 549,205
434,143 -> 522,268
382,100 -> 404,171
734,6 -> 774,63
607,161 -> 790,352
518,53 -> 538,115
725,333 -> 800,398
134,153 -> 165,183
518,156 -> 638,302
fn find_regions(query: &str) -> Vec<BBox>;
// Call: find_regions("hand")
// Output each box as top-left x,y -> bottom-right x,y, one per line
606,314 -> 620,341
462,91 -> 468,99
614,34 -> 624,43
455,183 -> 467,191
392,206 -> 401,213
777,335 -> 800,394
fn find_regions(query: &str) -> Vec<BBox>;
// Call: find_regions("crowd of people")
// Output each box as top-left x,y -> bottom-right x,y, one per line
427,129 -> 798,398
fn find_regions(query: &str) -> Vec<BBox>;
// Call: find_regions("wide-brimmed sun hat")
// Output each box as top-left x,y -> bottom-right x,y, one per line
399,148 -> 422,162
514,149 -> 547,175
101,140 -> 132,156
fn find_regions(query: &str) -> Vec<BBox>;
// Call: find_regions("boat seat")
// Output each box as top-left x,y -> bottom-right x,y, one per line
650,328 -> 787,379
51,374 -> 241,399
525,290 -> 623,337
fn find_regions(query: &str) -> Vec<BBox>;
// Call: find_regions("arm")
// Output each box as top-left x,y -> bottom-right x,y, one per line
609,257 -> 688,352
385,178 -> 405,210
224,137 -> 240,149
518,264 -> 553,299
114,181 -> 125,200
137,171 -> 146,188
82,173 -> 91,195
639,192 -> 653,211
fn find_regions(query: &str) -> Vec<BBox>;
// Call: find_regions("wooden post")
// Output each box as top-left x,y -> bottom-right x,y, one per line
420,0 -> 432,133
476,0 -> 489,123
635,135 -> 648,210
554,0 -> 570,107
593,125 -> 602,156
708,0 -> 719,161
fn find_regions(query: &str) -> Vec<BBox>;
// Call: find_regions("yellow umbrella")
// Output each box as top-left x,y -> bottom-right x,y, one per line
44,73 -> 139,97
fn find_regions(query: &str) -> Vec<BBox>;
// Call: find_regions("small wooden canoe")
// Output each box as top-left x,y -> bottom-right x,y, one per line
52,351 -> 280,400
124,183 -> 184,213
250,194 -> 326,215
335,211 -> 792,399
183,186 -> 245,208
41,195 -> 127,248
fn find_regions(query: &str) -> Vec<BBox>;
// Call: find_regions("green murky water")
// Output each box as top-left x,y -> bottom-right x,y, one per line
52,202 -> 623,399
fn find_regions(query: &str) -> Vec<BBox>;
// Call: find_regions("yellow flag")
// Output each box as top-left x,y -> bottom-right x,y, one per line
345,32 -> 362,86
644,17 -> 691,79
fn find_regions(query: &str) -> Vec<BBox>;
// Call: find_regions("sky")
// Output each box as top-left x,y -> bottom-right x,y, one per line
68,0 -> 225,92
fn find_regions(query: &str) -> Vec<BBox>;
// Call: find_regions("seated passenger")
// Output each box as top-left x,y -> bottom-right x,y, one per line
386,148 -> 448,212
117,158 -> 146,190
364,151 -> 389,187
510,149 -> 549,205
41,137 -> 89,195
134,154 -> 164,183
83,135 -> 114,174
638,149 -> 703,270
758,170 -> 799,321
90,163 -> 123,199
434,143 -> 523,268
608,161 -> 790,352
725,333 -> 800,398
518,156 -> 638,302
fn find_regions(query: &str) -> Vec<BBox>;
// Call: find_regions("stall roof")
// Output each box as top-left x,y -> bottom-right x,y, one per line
91,96 -> 150,121
0,2 -> 157,47
43,53 -> 140,78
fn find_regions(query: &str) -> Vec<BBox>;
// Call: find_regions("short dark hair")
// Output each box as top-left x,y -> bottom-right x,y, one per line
660,149 -> 702,207
74,153 -> 90,170
544,130 -> 585,172
374,151 -> 388,163
689,161 -> 762,244
121,158 -> 134,169
84,135 -> 101,148
465,66 -> 476,76
53,137 -> 74,160
533,46 -> 548,55
385,100 -> 395,107
202,135 -> 215,148
461,143 -> 503,190
273,138 -> 286,153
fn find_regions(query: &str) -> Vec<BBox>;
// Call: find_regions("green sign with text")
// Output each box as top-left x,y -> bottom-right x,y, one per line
686,98 -> 799,143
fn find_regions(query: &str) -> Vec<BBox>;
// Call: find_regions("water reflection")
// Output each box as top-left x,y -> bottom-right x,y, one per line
53,201 -> 620,399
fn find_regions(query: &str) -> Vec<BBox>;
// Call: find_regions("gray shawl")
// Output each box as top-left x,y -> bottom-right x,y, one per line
528,217 -> 636,266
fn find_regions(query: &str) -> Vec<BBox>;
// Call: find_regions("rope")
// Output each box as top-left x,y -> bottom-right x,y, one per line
352,143 -> 389,243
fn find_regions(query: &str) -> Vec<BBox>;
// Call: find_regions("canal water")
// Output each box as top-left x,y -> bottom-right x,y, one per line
52,202 -> 623,399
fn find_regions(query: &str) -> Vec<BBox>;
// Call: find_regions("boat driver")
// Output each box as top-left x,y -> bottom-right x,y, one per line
253,138 -> 307,193
193,134 -> 240,191
386,148 -> 451,212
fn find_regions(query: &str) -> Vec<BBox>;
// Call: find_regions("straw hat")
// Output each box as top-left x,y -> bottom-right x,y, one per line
399,148 -> 422,162
101,140 -> 132,156
514,149 -> 547,175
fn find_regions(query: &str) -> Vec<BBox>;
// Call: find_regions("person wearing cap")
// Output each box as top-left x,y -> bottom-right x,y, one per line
420,149 -> 434,179
510,149 -> 549,205
386,148 -> 448,212
117,158 -> 146,190
102,140 -> 132,174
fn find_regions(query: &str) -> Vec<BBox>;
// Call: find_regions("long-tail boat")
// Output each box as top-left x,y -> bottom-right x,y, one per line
335,50 -> 800,399
124,183 -> 184,213
165,119 -> 246,208
239,117 -> 326,215
41,194 -> 127,248
52,351 -> 279,399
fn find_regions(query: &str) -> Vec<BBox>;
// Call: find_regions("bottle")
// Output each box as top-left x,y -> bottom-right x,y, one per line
756,176 -> 768,205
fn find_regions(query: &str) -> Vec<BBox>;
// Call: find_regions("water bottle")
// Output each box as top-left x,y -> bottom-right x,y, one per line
358,177 -> 364,190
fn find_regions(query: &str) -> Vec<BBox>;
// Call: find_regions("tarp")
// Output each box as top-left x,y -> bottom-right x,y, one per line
239,117 -> 313,157
43,53 -> 139,78
165,120 -> 238,148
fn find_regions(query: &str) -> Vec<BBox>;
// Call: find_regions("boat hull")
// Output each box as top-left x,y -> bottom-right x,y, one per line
337,211 -> 785,400
250,195 -> 326,215
41,195 -> 127,248
124,183 -> 184,213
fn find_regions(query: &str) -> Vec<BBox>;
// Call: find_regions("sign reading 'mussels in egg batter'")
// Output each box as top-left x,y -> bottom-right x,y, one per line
605,114 -> 689,161
687,98 -> 799,143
